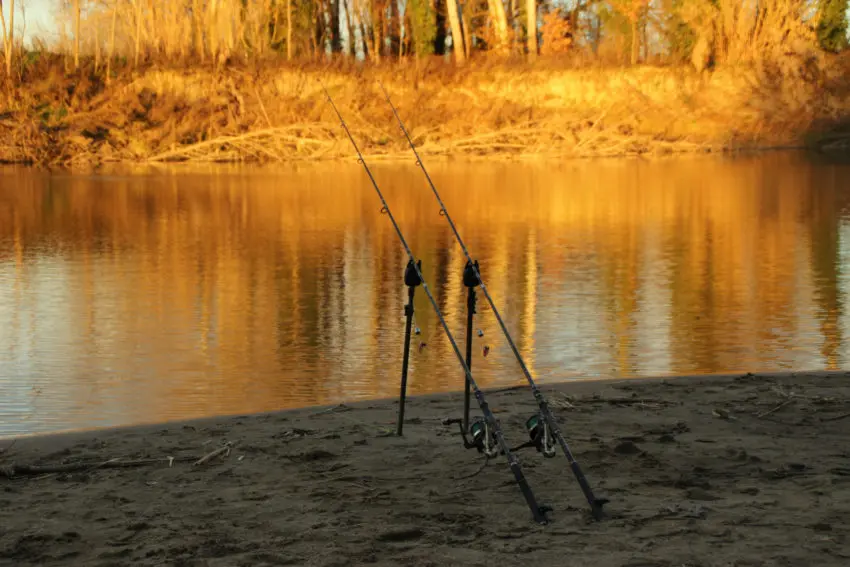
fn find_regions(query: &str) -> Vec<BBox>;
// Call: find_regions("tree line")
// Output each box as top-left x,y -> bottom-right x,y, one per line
1,0 -> 848,76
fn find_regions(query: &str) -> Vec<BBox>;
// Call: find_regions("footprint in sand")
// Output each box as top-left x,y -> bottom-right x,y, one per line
375,527 -> 424,542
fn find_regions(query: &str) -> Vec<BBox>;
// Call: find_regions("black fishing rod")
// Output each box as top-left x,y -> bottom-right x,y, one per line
320,83 -> 550,525
378,82 -> 607,521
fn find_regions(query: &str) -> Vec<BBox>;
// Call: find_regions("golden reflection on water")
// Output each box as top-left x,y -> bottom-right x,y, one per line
2,153 -> 850,436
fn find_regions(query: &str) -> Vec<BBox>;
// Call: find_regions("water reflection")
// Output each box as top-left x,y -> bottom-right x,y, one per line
2,153 -> 850,436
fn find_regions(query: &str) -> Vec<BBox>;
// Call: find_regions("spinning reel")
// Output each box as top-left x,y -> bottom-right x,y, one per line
445,416 -> 500,457
513,413 -> 557,457
446,412 -> 556,458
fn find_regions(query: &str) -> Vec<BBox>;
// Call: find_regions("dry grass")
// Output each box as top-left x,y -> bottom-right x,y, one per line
2,56 -> 850,167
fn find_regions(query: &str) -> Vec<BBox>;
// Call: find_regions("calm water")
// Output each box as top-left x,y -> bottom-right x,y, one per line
2,153 -> 850,436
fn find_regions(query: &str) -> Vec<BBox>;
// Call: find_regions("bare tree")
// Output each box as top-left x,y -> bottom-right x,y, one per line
107,0 -> 116,80
446,0 -> 465,63
0,0 -> 15,77
488,0 -> 509,54
610,0 -> 649,65
526,0 -> 536,58
74,0 -> 81,70
287,0 -> 293,59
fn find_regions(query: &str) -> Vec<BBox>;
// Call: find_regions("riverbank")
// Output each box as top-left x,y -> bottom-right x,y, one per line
2,371 -> 849,566
3,59 -> 850,167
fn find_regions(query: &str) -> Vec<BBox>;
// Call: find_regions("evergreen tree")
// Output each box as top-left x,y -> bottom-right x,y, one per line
409,0 -> 437,56
818,0 -> 849,53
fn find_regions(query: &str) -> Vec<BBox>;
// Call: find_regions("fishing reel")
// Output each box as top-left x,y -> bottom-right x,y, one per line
512,413 -> 557,458
445,416 -> 500,458
467,416 -> 500,457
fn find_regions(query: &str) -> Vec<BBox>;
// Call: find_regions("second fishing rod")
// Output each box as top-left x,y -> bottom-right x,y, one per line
378,83 -> 607,521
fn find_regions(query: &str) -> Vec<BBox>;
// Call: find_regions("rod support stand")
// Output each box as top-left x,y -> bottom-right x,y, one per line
396,261 -> 421,437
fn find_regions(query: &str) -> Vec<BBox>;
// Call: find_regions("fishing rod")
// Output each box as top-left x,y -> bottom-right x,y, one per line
378,82 -> 607,521
320,82 -> 550,525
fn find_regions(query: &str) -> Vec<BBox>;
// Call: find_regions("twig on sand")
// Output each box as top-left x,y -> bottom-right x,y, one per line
311,403 -> 352,416
821,412 -> 850,423
0,456 -> 198,479
193,440 -> 238,467
757,398 -> 795,419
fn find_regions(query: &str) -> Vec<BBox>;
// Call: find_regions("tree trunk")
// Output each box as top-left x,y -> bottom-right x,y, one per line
107,3 -> 117,81
0,1 -> 9,77
344,0 -> 355,55
461,4 -> 470,59
1,0 -> 16,77
314,0 -> 324,57
380,1 -> 389,57
74,0 -> 81,70
287,0 -> 293,59
526,0 -> 536,58
630,16 -> 639,65
360,20 -> 370,59
330,0 -> 342,53
434,0 -> 447,55
272,0 -> 280,44
510,0 -> 518,51
371,1 -> 382,61
446,0 -> 465,63
590,12 -> 600,54
398,1 -> 407,58
95,15 -> 101,72
9,0 -> 14,74
387,0 -> 400,57
134,0 -> 142,67
488,0 -> 509,54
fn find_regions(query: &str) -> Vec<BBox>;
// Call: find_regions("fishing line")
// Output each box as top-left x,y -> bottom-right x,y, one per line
378,82 -> 607,521
320,82 -> 550,525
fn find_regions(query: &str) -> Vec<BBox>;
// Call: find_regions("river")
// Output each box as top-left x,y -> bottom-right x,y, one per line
2,152 -> 850,436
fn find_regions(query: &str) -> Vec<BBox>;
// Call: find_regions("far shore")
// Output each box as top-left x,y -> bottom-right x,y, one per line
2,370 -> 849,566
3,62 -> 849,168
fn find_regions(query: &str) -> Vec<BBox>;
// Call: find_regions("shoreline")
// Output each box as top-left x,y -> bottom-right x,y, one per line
0,142 -> 815,170
3,369 -> 842,443
1,144 -> 820,176
2,370 -> 849,565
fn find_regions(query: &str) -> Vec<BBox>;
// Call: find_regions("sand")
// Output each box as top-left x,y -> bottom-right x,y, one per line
2,371 -> 849,567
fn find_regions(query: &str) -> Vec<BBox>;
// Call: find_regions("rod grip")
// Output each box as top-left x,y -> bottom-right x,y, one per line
571,461 -> 606,521
510,461 -> 549,525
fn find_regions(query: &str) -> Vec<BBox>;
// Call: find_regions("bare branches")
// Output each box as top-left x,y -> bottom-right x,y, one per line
193,441 -> 238,467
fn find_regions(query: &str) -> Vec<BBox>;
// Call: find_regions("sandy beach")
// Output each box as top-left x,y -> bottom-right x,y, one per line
2,371 -> 849,566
